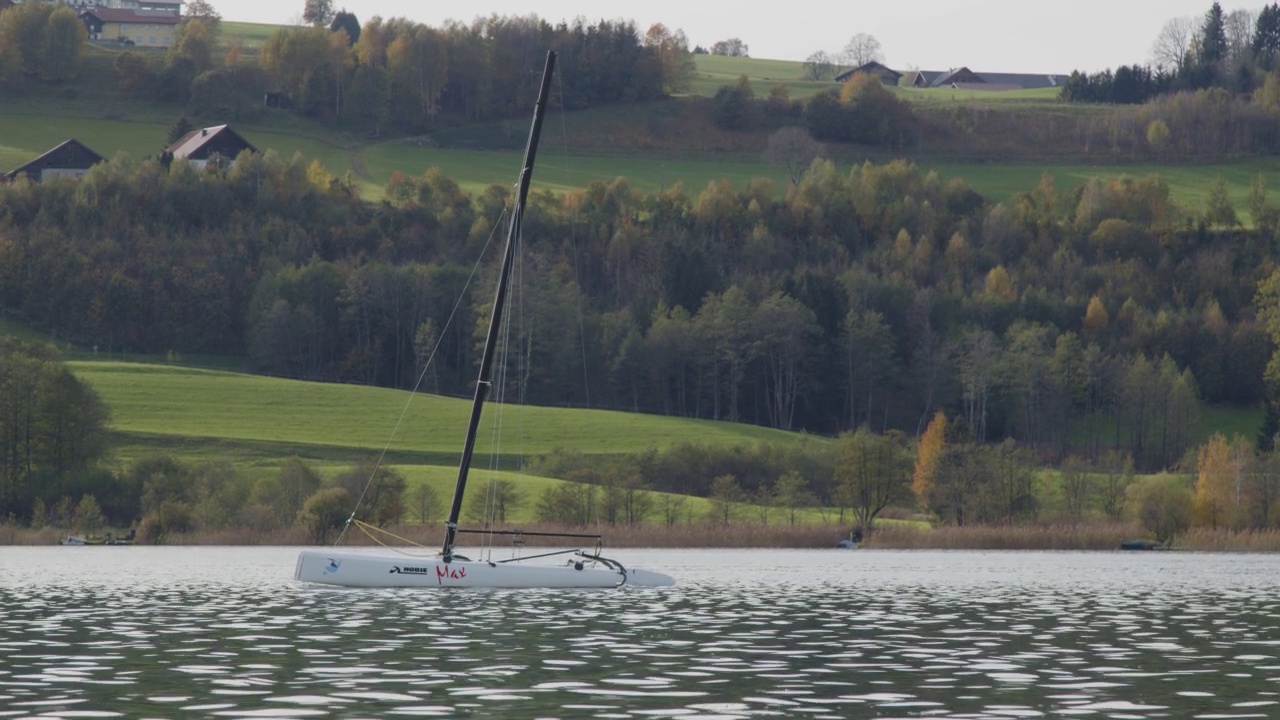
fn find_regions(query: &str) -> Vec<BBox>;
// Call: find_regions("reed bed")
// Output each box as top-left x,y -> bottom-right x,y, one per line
865,522 -> 1141,550
1178,528 -> 1280,552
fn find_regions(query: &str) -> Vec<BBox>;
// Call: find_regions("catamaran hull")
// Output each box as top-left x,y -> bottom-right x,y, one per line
295,549 -> 673,589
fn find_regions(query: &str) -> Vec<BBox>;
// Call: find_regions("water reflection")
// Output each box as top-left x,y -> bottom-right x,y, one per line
3,548 -> 1280,718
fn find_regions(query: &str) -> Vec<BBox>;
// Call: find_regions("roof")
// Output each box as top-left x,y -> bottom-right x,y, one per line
913,68 -> 1064,89
949,82 -> 1024,92
835,61 -> 903,83
3,138 -> 104,180
79,7 -> 180,24
973,72 -> 1062,89
932,67 -> 983,86
166,125 -> 258,160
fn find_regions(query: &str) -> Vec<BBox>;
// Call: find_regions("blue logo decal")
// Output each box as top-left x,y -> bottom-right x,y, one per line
324,558 -> 341,575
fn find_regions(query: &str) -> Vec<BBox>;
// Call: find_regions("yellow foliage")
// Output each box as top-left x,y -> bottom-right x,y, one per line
983,265 -> 1016,301
1194,433 -> 1248,530
912,410 -> 947,511
1083,295 -> 1109,340
306,159 -> 334,191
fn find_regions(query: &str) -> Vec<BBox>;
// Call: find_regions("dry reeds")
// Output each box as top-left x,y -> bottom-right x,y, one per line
865,521 -> 1141,550
1178,527 -> 1280,552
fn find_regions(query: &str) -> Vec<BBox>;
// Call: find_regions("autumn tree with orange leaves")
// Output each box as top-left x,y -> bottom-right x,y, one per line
913,410 -> 947,512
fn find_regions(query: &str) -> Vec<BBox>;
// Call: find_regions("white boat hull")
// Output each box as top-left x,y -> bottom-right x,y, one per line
295,548 -> 673,589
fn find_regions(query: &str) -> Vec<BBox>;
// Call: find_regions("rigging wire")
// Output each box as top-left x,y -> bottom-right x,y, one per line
479,179 -> 524,562
554,65 -> 593,409
334,208 -> 509,546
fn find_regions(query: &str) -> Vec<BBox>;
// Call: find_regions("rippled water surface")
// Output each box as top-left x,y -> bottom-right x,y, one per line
4,548 -> 1280,718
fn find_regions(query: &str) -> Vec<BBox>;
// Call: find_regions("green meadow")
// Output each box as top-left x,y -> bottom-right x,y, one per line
71,361 -> 809,466
65,360 -> 820,525
5,106 -> 1273,219
219,21 -> 277,53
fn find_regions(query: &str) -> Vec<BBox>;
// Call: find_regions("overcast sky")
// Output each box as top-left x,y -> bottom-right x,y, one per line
215,0 -> 1260,74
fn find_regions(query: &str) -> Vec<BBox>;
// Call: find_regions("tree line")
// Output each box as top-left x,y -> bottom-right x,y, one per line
1062,2 -> 1280,104
104,11 -> 694,134
0,340 -> 110,523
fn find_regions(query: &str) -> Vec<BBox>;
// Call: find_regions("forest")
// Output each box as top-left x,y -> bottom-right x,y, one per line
0,149 -> 1273,473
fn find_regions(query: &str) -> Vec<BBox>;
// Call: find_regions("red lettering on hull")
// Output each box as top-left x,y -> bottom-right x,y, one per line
435,564 -> 468,585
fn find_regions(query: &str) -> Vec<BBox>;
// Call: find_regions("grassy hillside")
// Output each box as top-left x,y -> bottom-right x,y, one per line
4,106 -> 1275,219
62,360 -> 820,525
71,361 -> 811,466
1,32 -> 1274,212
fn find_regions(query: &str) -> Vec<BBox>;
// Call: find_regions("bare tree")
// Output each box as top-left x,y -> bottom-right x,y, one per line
1151,16 -> 1193,71
1225,9 -> 1255,65
841,33 -> 883,69
803,50 -> 837,81
764,126 -> 825,184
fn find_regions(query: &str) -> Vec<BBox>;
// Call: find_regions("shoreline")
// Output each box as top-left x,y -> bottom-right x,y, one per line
6,522 -> 1280,552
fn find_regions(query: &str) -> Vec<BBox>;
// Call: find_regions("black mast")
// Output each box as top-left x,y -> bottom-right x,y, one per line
442,51 -> 556,560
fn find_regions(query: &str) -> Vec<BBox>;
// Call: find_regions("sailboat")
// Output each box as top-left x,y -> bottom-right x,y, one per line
295,52 -> 674,589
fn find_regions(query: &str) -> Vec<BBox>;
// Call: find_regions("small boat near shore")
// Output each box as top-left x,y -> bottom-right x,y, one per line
59,529 -> 136,546
1119,539 -> 1167,551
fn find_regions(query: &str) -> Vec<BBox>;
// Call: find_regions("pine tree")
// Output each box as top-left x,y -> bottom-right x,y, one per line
1259,400 -> 1280,452
167,114 -> 193,144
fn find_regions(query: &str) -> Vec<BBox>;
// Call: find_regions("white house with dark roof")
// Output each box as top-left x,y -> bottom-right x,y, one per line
165,125 -> 257,169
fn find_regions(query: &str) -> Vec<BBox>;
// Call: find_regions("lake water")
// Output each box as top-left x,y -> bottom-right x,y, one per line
3,547 -> 1280,719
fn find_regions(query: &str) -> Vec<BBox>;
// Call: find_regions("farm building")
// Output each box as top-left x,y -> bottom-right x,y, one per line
909,67 -> 1063,91
79,7 -> 179,47
835,61 -> 903,85
3,138 -> 105,182
165,125 -> 258,169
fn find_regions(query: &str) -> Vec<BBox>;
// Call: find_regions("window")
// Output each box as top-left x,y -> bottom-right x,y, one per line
149,37 -> 156,44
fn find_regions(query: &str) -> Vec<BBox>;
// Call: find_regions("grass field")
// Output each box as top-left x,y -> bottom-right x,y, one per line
927,156 -> 1280,224
70,361 -> 810,465
5,106 -> 1274,217
220,21 -> 278,53
63,360 -> 828,526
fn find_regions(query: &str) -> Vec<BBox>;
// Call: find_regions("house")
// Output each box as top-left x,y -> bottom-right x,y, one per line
165,125 -> 257,169
79,7 -> 179,47
834,61 -> 903,85
3,139 -> 104,182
